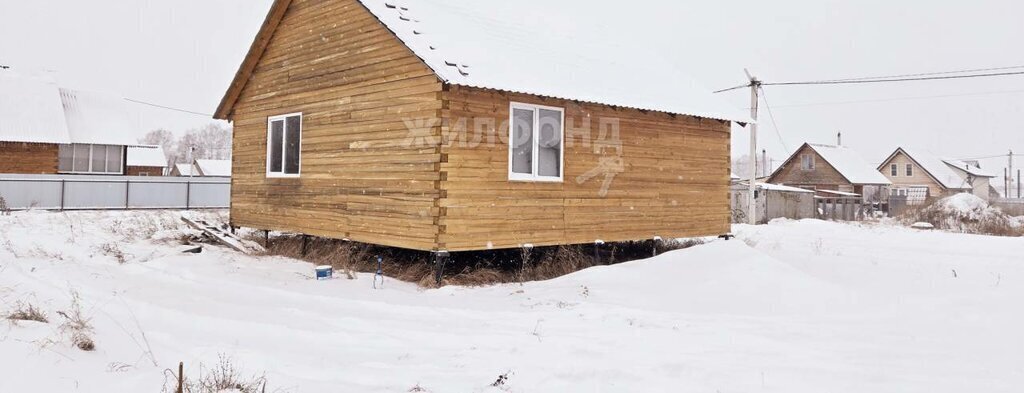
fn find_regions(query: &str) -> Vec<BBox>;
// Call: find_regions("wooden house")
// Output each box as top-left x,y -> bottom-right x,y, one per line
0,68 -> 139,175
214,0 -> 748,253
877,147 -> 996,203
767,142 -> 892,203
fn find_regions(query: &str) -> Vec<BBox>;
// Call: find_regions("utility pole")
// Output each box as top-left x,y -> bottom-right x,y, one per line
745,70 -> 761,225
1010,150 -> 1015,198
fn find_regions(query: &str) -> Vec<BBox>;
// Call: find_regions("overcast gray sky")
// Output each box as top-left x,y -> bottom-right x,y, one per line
2,0 -> 1023,173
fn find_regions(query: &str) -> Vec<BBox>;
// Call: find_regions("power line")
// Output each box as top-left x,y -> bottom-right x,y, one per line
764,70 -> 1024,87
748,88 -> 1024,109
808,64 -> 1024,83
758,86 -> 788,151
714,66 -> 1024,93
124,98 -> 213,117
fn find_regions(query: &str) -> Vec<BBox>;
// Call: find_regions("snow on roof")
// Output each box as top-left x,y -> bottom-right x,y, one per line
127,145 -> 168,167
0,69 -> 71,144
758,183 -> 814,193
174,163 -> 195,177
943,159 -> 997,178
356,0 -> 750,123
194,159 -> 231,177
807,144 -> 892,185
0,68 -> 140,146
59,88 -> 139,146
893,148 -> 971,190
817,189 -> 861,197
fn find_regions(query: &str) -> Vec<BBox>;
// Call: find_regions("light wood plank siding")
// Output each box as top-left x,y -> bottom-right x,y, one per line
228,0 -> 445,251
768,144 -> 850,191
438,86 -> 732,251
0,142 -> 59,174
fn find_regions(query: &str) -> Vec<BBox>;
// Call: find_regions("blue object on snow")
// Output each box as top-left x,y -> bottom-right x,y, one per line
315,265 -> 333,280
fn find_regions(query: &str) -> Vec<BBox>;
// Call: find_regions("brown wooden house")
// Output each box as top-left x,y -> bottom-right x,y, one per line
214,0 -> 749,253
767,142 -> 892,203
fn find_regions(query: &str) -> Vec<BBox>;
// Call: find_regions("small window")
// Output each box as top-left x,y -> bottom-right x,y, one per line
508,103 -> 563,182
890,164 -> 898,177
800,154 -> 815,171
267,113 -> 302,177
905,163 -> 913,177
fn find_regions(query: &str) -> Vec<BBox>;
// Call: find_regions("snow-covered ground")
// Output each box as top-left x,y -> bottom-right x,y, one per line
1,211 -> 1023,392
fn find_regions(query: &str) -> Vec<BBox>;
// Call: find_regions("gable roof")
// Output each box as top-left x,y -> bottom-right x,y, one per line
174,163 -> 195,177
194,159 -> 232,177
59,88 -> 139,146
878,147 -> 990,190
772,143 -> 891,185
944,158 -> 997,178
0,68 -> 139,146
215,0 -> 750,123
0,69 -> 71,144
127,145 -> 169,167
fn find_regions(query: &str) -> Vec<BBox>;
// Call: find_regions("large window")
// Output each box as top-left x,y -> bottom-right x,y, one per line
267,113 -> 302,177
508,102 -> 563,182
58,144 -> 124,174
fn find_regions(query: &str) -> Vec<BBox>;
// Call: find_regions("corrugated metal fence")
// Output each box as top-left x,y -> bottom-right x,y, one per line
0,174 -> 229,210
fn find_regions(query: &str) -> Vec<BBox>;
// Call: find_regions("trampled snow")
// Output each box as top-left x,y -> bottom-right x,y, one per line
1,211 -> 1023,392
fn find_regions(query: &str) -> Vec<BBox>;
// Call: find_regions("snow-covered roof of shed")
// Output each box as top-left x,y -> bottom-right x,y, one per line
127,145 -> 168,167
361,0 -> 749,122
0,69 -> 71,144
195,159 -> 231,177
174,163 -> 195,177
759,183 -> 814,193
886,148 -> 971,190
807,144 -> 892,185
943,158 -> 997,178
59,88 -> 139,146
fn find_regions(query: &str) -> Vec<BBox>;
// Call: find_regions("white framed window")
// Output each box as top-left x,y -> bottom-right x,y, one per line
58,144 -> 124,174
905,163 -> 913,177
800,154 -> 815,171
267,113 -> 303,178
890,163 -> 899,177
508,102 -> 564,182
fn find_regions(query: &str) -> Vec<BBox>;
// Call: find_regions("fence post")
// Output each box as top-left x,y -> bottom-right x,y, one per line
125,179 -> 130,209
177,361 -> 184,393
185,180 -> 191,210
59,179 -> 66,211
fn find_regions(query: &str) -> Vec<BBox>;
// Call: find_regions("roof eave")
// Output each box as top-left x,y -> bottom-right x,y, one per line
214,0 -> 294,121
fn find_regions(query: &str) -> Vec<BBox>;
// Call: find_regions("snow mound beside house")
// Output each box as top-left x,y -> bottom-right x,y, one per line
937,193 -> 989,219
909,193 -> 1022,235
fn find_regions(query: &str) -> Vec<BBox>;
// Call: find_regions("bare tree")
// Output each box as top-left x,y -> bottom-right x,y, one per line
175,123 -> 232,162
138,129 -> 178,165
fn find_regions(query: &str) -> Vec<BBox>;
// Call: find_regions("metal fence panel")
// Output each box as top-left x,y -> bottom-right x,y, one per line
188,182 -> 231,209
64,180 -> 128,209
0,179 -> 63,209
128,181 -> 189,209
0,174 -> 229,211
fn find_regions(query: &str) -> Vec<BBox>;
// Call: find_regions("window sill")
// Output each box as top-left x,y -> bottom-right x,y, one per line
508,176 -> 563,183
267,173 -> 301,179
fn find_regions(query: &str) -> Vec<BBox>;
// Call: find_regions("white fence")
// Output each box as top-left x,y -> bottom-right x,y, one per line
0,174 -> 230,211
